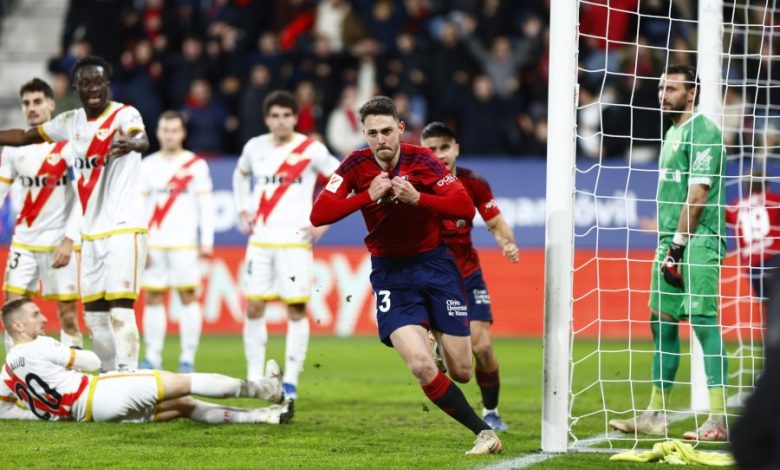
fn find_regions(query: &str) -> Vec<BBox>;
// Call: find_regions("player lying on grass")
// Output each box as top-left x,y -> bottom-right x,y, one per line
0,297 -> 292,424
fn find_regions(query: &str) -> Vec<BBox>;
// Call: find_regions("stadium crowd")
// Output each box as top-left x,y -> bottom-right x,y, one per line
46,0 -> 548,157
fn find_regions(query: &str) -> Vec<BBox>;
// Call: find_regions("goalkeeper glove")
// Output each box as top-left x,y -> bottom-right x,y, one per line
661,241 -> 685,288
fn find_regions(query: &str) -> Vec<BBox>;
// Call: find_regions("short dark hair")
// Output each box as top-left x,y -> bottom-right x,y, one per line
358,96 -> 399,123
665,64 -> 699,104
19,78 -> 54,99
2,297 -> 33,333
263,90 -> 298,116
421,121 -> 457,141
71,55 -> 113,82
158,110 -> 187,127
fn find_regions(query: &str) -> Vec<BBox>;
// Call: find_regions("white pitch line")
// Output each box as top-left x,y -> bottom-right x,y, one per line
475,451 -> 561,470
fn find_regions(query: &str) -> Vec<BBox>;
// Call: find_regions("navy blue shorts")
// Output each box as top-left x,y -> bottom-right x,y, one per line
370,246 -> 471,347
464,270 -> 493,323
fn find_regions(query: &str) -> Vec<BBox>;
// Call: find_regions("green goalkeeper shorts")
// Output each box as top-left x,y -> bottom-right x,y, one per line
648,236 -> 723,321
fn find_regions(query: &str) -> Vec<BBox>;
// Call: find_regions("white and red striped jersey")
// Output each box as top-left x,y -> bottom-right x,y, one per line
141,151 -> 214,249
726,190 -> 780,266
0,142 -> 81,250
38,101 -> 148,240
235,133 -> 340,245
1,336 -> 89,421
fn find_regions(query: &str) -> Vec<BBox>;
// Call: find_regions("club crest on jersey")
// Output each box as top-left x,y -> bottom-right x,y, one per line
691,148 -> 713,172
325,174 -> 343,193
456,219 -> 466,228
672,140 -> 681,151
95,128 -> 113,141
46,152 -> 61,165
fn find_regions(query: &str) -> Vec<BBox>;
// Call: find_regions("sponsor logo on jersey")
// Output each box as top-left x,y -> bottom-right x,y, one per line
258,174 -> 304,185
325,174 -> 343,193
436,173 -> 457,187
74,155 -> 106,170
691,148 -> 713,173
473,289 -> 491,305
673,140 -> 681,151
456,219 -> 467,228
485,199 -> 498,210
660,169 -> 682,183
18,174 -> 69,188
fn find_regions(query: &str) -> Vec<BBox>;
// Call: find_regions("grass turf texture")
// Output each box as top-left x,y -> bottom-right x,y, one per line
0,337 -> 741,469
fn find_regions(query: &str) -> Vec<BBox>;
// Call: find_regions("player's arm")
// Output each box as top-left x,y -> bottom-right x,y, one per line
197,164 -> 215,257
53,152 -> 81,268
486,214 -> 519,262
108,128 -> 149,158
311,170 -> 383,226
391,172 -> 475,219
0,147 -> 17,202
232,165 -> 254,235
0,128 -> 45,147
64,347 -> 101,372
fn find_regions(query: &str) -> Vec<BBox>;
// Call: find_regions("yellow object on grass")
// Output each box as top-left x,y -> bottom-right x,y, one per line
609,440 -> 734,466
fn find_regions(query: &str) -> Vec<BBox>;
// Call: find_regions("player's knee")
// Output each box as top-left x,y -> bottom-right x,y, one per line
407,354 -> 439,383
287,303 -> 306,320
471,339 -> 494,364
448,362 -> 473,384
177,289 -> 197,305
145,291 -> 165,306
246,301 -> 266,318
58,304 -> 79,330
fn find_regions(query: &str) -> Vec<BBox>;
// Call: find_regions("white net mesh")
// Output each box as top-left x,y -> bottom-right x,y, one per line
568,0 -> 777,450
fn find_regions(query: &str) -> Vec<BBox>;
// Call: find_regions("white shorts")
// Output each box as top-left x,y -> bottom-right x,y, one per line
81,370 -> 163,422
243,243 -> 312,303
3,244 -> 79,301
142,248 -> 200,291
81,232 -> 147,303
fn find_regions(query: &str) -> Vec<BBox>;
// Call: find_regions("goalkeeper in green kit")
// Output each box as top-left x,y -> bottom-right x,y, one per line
609,65 -> 729,441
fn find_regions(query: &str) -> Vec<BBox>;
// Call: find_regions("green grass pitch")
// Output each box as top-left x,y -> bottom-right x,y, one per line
0,336 -> 739,469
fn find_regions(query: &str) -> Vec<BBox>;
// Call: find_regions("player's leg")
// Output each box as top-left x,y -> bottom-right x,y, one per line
140,248 -> 169,369
463,271 -> 507,430
38,248 -> 82,347
80,239 -> 117,371
171,248 -> 203,373
155,395 -> 291,424
158,368 -> 282,403
141,289 -> 167,370
243,244 -> 274,382
390,324 -> 499,455
105,232 -> 147,371
177,288 -> 201,372
683,243 -> 728,441
610,247 -> 683,435
434,331 -> 472,383
278,247 -> 313,400
3,246 -> 40,353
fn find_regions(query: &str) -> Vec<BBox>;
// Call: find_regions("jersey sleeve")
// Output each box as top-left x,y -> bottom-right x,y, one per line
118,106 -> 146,135
237,141 -> 253,174
195,159 -> 215,249
413,155 -> 475,219
310,154 -> 370,226
194,159 -> 214,194
469,173 -> 501,221
38,110 -> 74,143
688,123 -> 723,187
311,142 -> 341,176
0,147 -> 17,184
42,337 -> 76,368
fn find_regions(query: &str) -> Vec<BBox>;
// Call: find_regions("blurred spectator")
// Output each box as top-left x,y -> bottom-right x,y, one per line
115,40 -> 164,147
455,75 -> 510,155
326,59 -> 375,157
394,92 -> 423,145
295,80 -> 321,135
428,21 -> 472,121
314,0 -> 351,54
577,86 -> 601,160
164,35 -> 208,109
50,72 -> 82,117
181,78 -> 233,155
239,64 -> 273,146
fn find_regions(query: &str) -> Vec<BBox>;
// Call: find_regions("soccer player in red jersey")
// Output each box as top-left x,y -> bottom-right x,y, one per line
421,122 -> 518,432
726,172 -> 780,303
310,96 -> 502,455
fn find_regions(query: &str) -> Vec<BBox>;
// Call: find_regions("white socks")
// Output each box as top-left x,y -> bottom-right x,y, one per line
243,316 -> 267,382
283,317 -> 310,386
111,308 -> 139,371
84,311 -> 117,372
59,330 -> 84,348
179,302 -> 202,365
189,373 -> 242,398
142,304 -> 166,368
189,399 -> 280,424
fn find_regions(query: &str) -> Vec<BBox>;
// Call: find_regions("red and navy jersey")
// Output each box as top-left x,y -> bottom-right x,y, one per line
312,144 -> 474,258
726,190 -> 780,266
442,167 -> 501,278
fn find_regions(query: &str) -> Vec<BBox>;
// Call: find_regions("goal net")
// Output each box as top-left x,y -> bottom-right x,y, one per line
545,0 -> 778,451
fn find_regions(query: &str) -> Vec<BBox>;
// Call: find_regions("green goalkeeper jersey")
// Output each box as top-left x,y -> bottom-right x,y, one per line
656,113 -> 726,251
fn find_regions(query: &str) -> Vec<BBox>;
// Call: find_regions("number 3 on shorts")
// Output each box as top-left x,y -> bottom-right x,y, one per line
375,290 -> 391,313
